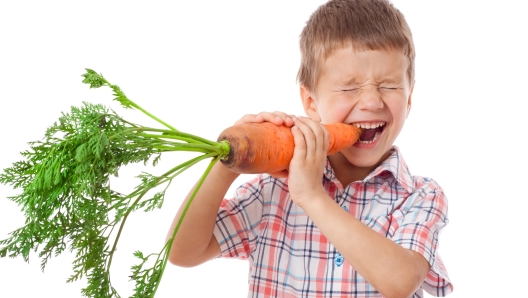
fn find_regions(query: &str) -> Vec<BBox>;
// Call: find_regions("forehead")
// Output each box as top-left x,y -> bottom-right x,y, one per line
318,47 -> 409,85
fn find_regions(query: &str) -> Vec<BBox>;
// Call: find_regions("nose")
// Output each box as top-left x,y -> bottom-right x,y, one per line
357,87 -> 384,111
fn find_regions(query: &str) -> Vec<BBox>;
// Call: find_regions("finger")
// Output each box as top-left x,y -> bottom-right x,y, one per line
296,117 -> 327,157
305,118 -> 328,155
247,112 -> 278,125
233,114 -> 264,125
292,117 -> 316,159
257,111 -> 294,126
234,111 -> 295,126
271,111 -> 295,127
322,124 -> 330,154
291,124 -> 307,160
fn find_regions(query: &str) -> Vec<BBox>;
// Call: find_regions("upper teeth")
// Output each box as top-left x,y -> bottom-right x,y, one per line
353,121 -> 386,129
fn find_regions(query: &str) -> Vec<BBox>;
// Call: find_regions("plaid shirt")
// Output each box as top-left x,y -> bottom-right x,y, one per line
213,146 -> 453,297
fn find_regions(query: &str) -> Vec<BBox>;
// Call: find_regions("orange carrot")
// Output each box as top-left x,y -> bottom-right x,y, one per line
217,122 -> 363,174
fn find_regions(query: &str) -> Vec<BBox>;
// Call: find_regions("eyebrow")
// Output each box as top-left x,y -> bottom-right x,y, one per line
375,76 -> 405,85
338,77 -> 404,87
339,77 -> 367,87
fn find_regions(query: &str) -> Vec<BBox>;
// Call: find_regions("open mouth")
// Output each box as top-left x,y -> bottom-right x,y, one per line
353,121 -> 386,144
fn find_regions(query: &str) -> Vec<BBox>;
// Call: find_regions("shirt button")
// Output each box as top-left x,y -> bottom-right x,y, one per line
342,205 -> 349,212
334,253 -> 344,267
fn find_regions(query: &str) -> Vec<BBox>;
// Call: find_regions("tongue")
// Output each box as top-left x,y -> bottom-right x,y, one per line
359,128 -> 377,141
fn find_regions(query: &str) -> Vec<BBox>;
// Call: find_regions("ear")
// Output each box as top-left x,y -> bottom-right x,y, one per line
406,80 -> 415,118
300,84 -> 322,122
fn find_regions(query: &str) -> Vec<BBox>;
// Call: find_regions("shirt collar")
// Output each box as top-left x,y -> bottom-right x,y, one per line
323,146 -> 414,193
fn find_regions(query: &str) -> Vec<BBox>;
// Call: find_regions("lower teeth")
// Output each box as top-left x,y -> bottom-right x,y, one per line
358,131 -> 380,144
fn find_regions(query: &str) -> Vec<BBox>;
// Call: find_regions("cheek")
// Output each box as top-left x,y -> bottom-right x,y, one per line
318,96 -> 356,123
319,105 -> 351,123
385,100 -> 409,126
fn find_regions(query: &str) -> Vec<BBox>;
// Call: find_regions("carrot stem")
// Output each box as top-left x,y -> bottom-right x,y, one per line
150,154 -> 220,298
129,127 -> 219,146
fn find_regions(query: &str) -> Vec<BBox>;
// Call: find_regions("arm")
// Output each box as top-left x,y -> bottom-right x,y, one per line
166,112 -> 295,267
165,162 -> 239,267
302,199 -> 430,298
288,117 -> 429,298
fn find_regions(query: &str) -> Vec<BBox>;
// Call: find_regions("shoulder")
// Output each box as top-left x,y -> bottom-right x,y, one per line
403,175 -> 449,221
389,147 -> 448,208
411,176 -> 445,196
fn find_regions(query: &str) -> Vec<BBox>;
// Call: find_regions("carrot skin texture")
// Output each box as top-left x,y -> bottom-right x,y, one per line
217,122 -> 362,174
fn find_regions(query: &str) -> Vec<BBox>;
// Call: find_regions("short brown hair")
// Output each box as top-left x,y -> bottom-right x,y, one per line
297,0 -> 415,91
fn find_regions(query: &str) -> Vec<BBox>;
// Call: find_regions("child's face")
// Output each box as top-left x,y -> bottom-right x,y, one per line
301,47 -> 413,169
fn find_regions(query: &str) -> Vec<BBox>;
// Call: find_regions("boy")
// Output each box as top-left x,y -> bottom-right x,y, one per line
166,0 -> 453,297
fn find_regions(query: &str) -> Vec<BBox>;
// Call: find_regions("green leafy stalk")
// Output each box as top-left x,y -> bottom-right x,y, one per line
129,155 -> 219,297
82,68 -> 178,132
0,70 -> 231,298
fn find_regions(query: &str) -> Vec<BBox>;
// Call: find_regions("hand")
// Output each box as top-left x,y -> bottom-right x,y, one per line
234,111 -> 295,127
234,111 -> 296,178
287,116 -> 330,208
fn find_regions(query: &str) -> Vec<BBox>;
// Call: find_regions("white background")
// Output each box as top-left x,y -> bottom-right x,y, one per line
0,1 -> 526,297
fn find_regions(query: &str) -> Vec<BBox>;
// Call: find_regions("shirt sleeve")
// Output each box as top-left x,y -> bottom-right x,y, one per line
389,178 -> 453,296
213,174 -> 265,260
